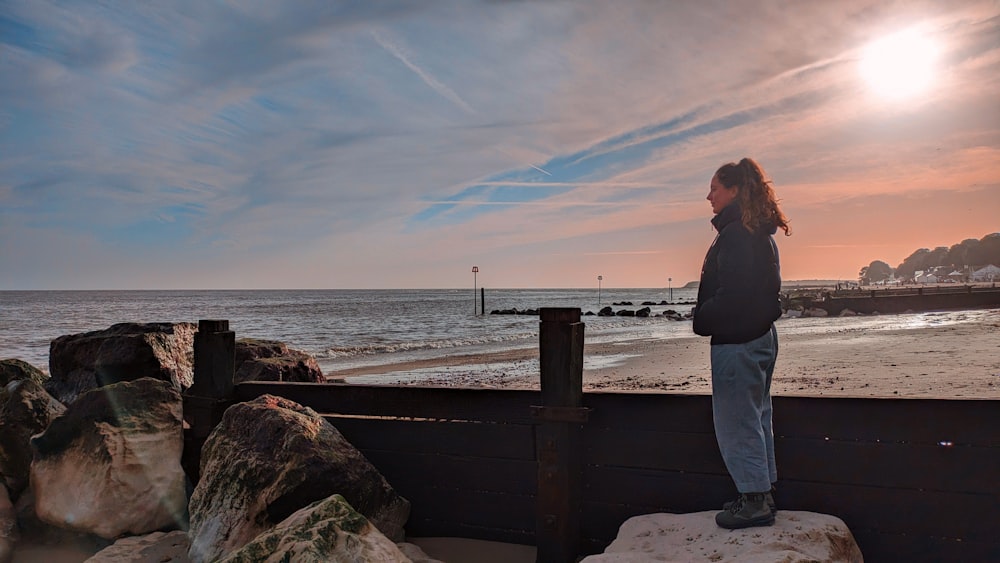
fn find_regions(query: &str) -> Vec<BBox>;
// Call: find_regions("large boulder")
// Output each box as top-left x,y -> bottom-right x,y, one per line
581,511 -> 863,563
30,378 -> 187,539
234,339 -> 324,383
0,359 -> 48,388
220,494 -> 409,563
188,395 -> 410,562
0,379 -> 65,498
0,485 -> 16,563
46,322 -> 197,404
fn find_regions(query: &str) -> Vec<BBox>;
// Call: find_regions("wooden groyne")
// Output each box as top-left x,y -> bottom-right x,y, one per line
183,313 -> 1000,563
789,285 -> 1000,315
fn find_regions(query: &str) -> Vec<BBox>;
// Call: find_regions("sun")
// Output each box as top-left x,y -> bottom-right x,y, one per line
859,29 -> 939,100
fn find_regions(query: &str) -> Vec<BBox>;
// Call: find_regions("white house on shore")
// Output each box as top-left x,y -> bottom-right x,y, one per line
971,264 -> 1000,282
914,271 -> 939,284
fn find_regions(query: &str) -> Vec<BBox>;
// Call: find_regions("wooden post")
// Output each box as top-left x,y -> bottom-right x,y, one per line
533,308 -> 588,563
182,320 -> 236,483
481,287 -> 486,316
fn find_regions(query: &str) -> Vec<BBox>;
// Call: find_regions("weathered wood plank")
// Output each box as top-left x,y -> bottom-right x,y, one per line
583,428 -> 726,474
394,486 -> 536,536
775,437 -> 1000,493
850,528 -> 1000,563
325,415 -> 536,461
582,467 -> 997,541
582,467 -> 734,514
235,382 -> 541,424
407,521 -> 536,547
583,393 -> 999,446
584,429 -> 999,494
775,480 -> 997,541
362,450 -> 538,496
582,393 -> 714,433
773,396 -> 1000,446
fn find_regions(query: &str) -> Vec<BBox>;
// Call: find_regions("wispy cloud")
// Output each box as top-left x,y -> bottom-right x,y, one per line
371,29 -> 476,115
1,1 -> 998,288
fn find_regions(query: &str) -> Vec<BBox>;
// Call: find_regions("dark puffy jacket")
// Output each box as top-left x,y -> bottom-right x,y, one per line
693,203 -> 782,344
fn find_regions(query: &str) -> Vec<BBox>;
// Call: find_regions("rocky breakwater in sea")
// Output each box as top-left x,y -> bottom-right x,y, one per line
0,323 -> 440,562
492,300 -> 695,320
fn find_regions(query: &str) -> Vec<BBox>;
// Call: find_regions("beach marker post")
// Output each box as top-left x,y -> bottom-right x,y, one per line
533,307 -> 589,563
472,266 -> 479,315
598,275 -> 603,306
668,276 -> 672,302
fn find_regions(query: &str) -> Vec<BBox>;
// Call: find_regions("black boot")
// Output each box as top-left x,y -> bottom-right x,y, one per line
716,492 -> 775,529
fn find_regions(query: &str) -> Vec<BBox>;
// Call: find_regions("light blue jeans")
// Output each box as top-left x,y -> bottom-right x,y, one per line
710,324 -> 778,493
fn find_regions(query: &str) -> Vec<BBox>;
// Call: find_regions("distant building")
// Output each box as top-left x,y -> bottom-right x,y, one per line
971,264 -> 1000,282
914,271 -> 938,284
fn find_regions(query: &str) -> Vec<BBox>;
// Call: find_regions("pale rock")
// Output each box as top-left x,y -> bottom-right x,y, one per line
187,394 -> 410,562
84,530 -> 190,562
30,378 -> 187,539
0,379 -> 65,497
46,322 -> 196,404
0,485 -> 16,563
220,494 -> 410,563
783,309 -> 803,318
803,307 -> 829,318
581,511 -> 863,563
839,309 -> 858,317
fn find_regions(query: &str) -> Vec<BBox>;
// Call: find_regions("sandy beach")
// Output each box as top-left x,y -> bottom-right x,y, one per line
327,308 -> 1000,399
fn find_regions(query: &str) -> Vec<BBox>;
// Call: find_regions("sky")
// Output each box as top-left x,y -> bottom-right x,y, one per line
1,0 -> 998,290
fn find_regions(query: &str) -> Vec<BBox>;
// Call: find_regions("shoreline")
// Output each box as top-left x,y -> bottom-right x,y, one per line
327,310 -> 1000,399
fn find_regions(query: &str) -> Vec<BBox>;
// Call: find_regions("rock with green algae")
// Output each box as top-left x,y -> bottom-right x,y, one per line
187,394 -> 410,562
220,494 -> 409,563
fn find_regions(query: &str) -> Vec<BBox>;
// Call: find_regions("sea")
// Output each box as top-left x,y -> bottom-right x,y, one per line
1,288 -> 991,384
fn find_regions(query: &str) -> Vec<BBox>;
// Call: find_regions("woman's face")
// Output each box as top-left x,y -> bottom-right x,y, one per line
707,175 -> 739,214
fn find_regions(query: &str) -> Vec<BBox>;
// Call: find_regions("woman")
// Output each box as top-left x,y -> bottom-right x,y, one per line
693,157 -> 790,529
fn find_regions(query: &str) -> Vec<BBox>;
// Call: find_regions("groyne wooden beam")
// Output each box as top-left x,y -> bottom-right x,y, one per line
183,319 -> 236,482
534,307 -> 589,563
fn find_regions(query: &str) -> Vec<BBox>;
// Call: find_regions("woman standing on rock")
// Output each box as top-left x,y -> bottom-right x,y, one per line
693,157 -> 790,529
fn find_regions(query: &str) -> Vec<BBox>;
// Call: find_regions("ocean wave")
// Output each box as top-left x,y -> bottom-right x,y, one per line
318,331 -> 537,359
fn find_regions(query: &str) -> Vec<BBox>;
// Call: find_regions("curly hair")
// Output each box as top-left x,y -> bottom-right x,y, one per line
714,158 -> 791,236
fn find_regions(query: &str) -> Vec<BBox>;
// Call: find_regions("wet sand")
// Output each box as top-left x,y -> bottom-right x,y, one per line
328,312 -> 1000,398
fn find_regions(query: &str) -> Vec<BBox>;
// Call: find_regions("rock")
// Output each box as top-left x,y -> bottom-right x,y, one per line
598,306 -> 614,317
0,379 -> 65,497
187,395 -> 410,562
0,359 -> 48,388
635,307 -> 651,318
12,487 -> 111,552
219,494 -> 409,563
803,307 -> 829,318
47,322 -> 196,404
30,378 -> 187,539
616,309 -> 635,317
839,309 -> 857,317
234,339 -> 324,383
580,510 -> 863,563
0,485 -> 16,563
84,530 -> 190,563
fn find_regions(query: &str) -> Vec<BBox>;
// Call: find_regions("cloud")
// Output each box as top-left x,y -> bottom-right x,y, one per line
1,0 -> 998,288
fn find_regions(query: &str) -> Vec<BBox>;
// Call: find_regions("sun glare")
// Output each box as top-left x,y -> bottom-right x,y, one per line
860,29 -> 939,100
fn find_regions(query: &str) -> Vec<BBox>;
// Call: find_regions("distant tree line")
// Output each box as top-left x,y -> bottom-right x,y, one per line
859,232 -> 1000,284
